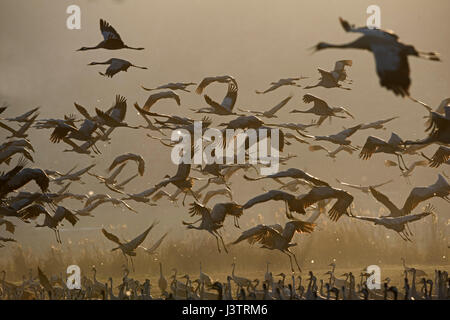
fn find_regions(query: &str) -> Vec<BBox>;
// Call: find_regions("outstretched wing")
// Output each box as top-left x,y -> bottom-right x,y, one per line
100,19 -> 122,41
282,220 -> 316,240
266,96 -> 293,115
328,190 -> 354,222
429,146 -> 450,168
231,224 -> 279,245
102,228 -> 123,246
188,201 -> 210,217
125,223 -> 156,250
38,267 -> 53,293
140,232 -> 169,254
369,187 -> 400,215
242,190 -> 293,209
359,136 -> 384,159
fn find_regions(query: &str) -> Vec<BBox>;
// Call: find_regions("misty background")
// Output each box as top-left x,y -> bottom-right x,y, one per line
0,0 -> 449,270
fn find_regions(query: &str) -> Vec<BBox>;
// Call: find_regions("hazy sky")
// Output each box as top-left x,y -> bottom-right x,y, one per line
0,0 -> 449,252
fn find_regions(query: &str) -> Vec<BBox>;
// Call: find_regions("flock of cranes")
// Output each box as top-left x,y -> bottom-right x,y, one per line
0,260 -> 448,300
0,15 -> 449,300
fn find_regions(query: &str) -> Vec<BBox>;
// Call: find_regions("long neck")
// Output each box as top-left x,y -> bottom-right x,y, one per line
91,61 -> 109,65
321,39 -> 367,50
160,264 -> 163,277
124,45 -> 144,50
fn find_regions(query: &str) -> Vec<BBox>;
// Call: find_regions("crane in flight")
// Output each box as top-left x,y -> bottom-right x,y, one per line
195,75 -> 236,94
183,201 -> 243,253
304,60 -> 353,90
192,82 -> 240,116
238,95 -> 293,118
231,220 -> 316,272
102,222 -> 158,270
141,82 -> 197,92
313,17 -> 440,97
290,94 -> 354,126
349,204 -> 435,242
255,77 -> 308,94
88,58 -> 147,78
77,19 -> 144,51
335,178 -> 393,194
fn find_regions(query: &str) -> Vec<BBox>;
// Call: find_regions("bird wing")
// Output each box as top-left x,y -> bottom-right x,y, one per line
203,188 -> 233,204
328,190 -> 354,222
339,17 -> 399,39
337,124 -> 361,138
188,201 -> 211,217
220,82 -> 238,112
335,178 -> 361,189
334,60 -> 353,72
336,107 -> 355,119
18,204 -> 48,221
231,224 -> 279,246
302,94 -> 330,111
242,190 -> 293,209
50,122 -> 78,143
100,19 -> 122,41
402,175 -> 450,214
371,43 -> 411,97
369,187 -> 400,214
95,108 -> 121,127
141,232 -> 169,254
387,132 -> 404,145
74,103 -> 94,121
0,121 -> 17,134
109,153 -> 145,176
37,267 -> 53,293
359,136 -> 384,159
350,215 -> 379,224
101,228 -> 123,246
371,179 -> 394,188
109,95 -> 127,122
317,68 -> 338,83
282,220 -> 316,240
103,60 -> 123,78
280,168 -> 329,186
429,146 -> 450,168
308,144 -> 328,153
125,223 -> 156,250
266,96 -> 293,115
54,206 -> 79,226
394,209 -> 433,224
196,76 -> 235,95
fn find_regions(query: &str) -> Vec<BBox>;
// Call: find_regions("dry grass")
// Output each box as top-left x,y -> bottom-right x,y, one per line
1,208 -> 448,285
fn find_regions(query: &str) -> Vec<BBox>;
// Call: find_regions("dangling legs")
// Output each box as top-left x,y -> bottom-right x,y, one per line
216,231 -> 228,254
283,251 -> 295,273
288,249 -> 302,273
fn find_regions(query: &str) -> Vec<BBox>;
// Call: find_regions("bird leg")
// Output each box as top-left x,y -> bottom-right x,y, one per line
234,216 -> 240,229
399,154 -> 409,171
283,251 -> 295,273
216,231 -> 229,254
210,231 -> 221,253
182,192 -> 188,207
285,201 -> 293,220
288,249 -> 302,273
396,154 -> 406,172
53,229 -> 60,244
